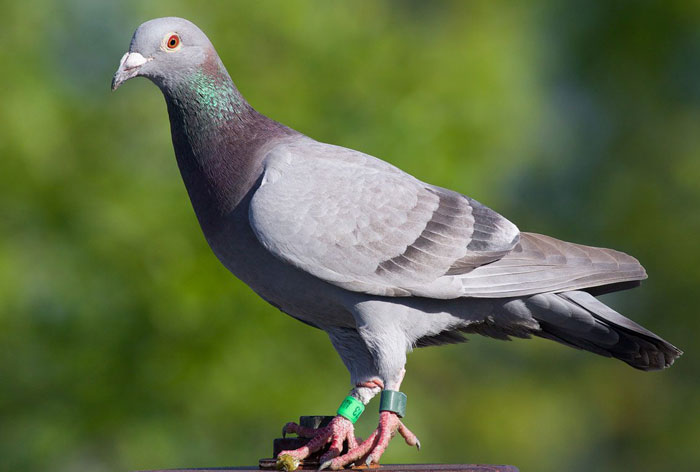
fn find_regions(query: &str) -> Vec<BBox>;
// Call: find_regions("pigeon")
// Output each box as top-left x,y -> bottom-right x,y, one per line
112,17 -> 682,470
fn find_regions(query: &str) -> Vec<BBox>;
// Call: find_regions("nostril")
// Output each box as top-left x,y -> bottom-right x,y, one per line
122,52 -> 150,70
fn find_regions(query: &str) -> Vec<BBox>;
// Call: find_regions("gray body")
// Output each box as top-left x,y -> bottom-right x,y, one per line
113,18 -> 681,401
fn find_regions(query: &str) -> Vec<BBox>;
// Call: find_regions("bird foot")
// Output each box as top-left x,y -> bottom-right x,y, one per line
320,411 -> 420,470
277,415 -> 358,470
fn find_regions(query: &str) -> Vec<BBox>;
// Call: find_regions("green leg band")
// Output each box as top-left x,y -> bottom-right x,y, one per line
337,395 -> 365,423
379,390 -> 407,417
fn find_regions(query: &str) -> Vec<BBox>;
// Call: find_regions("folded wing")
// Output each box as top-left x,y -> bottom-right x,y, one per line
249,138 -> 646,299
249,138 -> 519,298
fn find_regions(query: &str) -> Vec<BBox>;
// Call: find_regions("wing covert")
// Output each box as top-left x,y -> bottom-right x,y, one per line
249,138 -> 520,298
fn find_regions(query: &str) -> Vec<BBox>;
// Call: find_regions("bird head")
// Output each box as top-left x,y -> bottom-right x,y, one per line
111,17 -> 214,91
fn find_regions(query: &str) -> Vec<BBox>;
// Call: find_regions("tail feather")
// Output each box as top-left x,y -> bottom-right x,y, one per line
414,288 -> 681,371
528,291 -> 682,371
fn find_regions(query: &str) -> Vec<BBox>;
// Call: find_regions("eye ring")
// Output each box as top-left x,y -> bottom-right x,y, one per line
163,33 -> 181,51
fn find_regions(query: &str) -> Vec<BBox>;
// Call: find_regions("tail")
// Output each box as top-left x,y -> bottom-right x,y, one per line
525,290 -> 682,370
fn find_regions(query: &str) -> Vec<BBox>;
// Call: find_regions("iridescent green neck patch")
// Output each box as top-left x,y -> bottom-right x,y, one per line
188,69 -> 244,114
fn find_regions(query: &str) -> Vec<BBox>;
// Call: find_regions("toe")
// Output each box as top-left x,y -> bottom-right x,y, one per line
282,422 -> 296,438
283,421 -> 324,439
397,419 -> 420,448
346,433 -> 359,450
365,423 -> 393,465
318,432 -> 344,464
326,431 -> 378,469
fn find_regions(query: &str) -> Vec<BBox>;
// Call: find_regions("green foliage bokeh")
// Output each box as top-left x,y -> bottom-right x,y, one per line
0,1 -> 698,471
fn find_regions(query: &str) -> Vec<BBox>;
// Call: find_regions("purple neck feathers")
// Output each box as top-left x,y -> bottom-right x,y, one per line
160,52 -> 296,227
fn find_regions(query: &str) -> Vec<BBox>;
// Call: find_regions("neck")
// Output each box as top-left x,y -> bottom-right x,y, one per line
160,54 -> 293,227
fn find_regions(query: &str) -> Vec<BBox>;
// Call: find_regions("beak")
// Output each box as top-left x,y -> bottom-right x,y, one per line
111,52 -> 150,91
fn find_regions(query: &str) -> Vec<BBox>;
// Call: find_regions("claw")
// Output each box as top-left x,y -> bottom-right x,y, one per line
365,456 -> 373,467
319,460 -> 332,471
416,438 -> 421,451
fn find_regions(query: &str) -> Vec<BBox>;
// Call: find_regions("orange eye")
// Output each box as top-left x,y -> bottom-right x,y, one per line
166,34 -> 180,49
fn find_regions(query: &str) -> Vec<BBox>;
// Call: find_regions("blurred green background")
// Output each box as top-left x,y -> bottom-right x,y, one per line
1,1 -> 698,471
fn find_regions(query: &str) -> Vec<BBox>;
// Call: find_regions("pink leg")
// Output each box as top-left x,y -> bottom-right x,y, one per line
320,411 -> 420,470
277,415 -> 357,470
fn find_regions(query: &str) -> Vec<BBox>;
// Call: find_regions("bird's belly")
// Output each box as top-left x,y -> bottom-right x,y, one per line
204,220 -> 356,329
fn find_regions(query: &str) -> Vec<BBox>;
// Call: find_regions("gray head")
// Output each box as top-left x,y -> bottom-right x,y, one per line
112,17 -> 219,91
